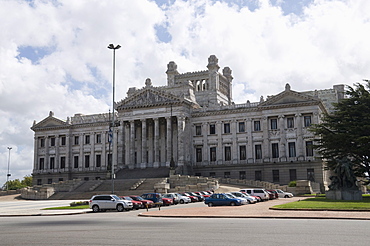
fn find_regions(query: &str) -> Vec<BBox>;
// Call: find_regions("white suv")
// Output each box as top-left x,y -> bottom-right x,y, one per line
276,189 -> 294,198
89,194 -> 133,212
239,188 -> 270,201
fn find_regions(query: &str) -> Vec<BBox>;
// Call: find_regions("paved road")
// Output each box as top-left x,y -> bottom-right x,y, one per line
1,212 -> 370,246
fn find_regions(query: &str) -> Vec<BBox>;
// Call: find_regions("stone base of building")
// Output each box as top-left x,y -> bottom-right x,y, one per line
326,189 -> 362,200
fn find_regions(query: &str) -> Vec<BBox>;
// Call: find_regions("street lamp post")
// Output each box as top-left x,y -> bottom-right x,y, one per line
108,43 -> 121,194
6,147 -> 12,191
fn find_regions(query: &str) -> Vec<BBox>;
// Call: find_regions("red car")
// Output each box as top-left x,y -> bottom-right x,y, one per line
120,196 -> 143,209
129,195 -> 154,208
162,197 -> 173,206
266,190 -> 279,199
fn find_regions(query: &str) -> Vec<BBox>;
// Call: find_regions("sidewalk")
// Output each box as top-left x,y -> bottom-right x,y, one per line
1,194 -> 370,220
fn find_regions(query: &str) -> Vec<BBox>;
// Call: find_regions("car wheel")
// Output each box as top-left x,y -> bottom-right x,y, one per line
208,202 -> 213,207
247,200 -> 251,204
92,205 -> 99,212
230,202 -> 236,206
180,200 -> 184,204
285,195 -> 289,198
258,196 -> 262,201
116,204 -> 124,212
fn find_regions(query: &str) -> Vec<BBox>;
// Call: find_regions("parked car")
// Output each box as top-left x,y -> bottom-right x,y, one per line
141,193 -> 164,206
120,196 -> 143,209
204,193 -> 243,207
162,193 -> 180,204
181,192 -> 199,202
175,193 -> 191,204
225,193 -> 248,205
187,192 -> 205,202
229,191 -> 257,204
162,197 -> 173,206
239,188 -> 270,201
276,189 -> 294,198
129,195 -> 155,208
89,194 -> 133,212
265,190 -> 275,200
266,190 -> 279,199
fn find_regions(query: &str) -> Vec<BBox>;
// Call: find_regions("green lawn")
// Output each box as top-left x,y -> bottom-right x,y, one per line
273,196 -> 370,210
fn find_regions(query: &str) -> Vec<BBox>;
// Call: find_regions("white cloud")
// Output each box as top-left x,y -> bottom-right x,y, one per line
1,0 -> 370,186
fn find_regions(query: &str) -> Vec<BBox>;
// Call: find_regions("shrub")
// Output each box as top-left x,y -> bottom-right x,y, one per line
288,181 -> 297,187
70,201 -> 89,207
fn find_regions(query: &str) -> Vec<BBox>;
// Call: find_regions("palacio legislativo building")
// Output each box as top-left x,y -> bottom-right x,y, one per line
31,55 -> 344,190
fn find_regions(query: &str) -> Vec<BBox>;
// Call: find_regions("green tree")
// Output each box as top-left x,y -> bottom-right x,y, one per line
310,81 -> 370,184
3,175 -> 33,190
21,175 -> 33,187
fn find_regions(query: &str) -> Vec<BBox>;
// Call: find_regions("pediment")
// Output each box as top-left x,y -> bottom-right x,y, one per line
31,115 -> 67,130
260,89 -> 320,107
116,88 -> 182,110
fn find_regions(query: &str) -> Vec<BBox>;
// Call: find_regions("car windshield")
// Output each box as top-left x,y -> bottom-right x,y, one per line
112,195 -> 121,200
225,194 -> 235,198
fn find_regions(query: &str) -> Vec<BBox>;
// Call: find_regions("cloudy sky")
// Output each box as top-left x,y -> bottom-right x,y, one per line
0,0 -> 369,187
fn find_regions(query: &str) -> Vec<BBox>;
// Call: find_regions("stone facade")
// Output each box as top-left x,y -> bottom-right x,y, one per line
31,55 -> 345,191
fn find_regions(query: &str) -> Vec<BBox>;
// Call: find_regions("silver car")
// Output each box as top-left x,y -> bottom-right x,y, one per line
89,194 -> 133,212
230,191 -> 257,204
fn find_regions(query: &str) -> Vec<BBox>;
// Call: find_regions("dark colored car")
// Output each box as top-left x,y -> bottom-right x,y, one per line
120,196 -> 143,209
187,192 -> 205,202
141,193 -> 164,206
129,195 -> 154,208
204,193 -> 243,207
266,190 -> 279,199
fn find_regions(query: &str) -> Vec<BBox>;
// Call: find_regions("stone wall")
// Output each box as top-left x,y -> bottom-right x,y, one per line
168,175 -> 219,192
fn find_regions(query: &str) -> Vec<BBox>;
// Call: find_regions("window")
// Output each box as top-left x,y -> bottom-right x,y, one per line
50,157 -> 55,169
307,168 -> 315,182
85,135 -> 90,145
224,172 -> 230,178
39,158 -> 44,170
209,124 -> 216,134
304,115 -> 312,127
224,146 -> 231,161
254,121 -> 261,131
61,136 -> 66,146
74,156 -> 79,168
37,179 -> 42,185
272,143 -> 279,158
195,173 -> 201,177
60,156 -> 66,169
50,137 -> 55,146
196,148 -> 202,162
255,144 -> 262,159
195,125 -> 202,136
84,155 -> 90,168
238,122 -> 245,132
239,146 -> 246,160
306,141 -> 314,156
272,170 -> 280,183
288,142 -> 296,157
289,169 -> 297,181
210,147 -> 217,161
96,154 -> 101,167
239,171 -> 246,180
74,136 -> 79,145
48,179 -> 52,184
96,134 -> 102,144
255,171 -> 262,181
224,123 -> 230,134
40,138 -> 45,148
58,178 -> 64,182
270,118 -> 278,130
210,172 -> 216,178
287,117 -> 294,128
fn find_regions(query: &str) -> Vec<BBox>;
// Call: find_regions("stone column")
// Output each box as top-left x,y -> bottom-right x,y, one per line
216,121 -> 222,164
141,119 -> 147,168
202,122 -> 208,165
101,131 -> 107,170
33,136 -> 38,171
66,134 -> 71,179
246,118 -> 253,163
296,113 -> 304,158
278,115 -> 286,159
166,117 -> 172,167
125,123 -> 130,167
45,137 -> 49,171
154,118 -> 160,168
79,134 -> 83,171
231,120 -> 237,164
177,116 -> 185,166
148,120 -> 154,167
91,133 -> 95,170
130,120 -> 135,169
262,116 -> 269,161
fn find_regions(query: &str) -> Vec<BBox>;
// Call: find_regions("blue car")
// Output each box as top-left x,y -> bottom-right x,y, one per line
141,193 -> 163,206
204,193 -> 243,207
